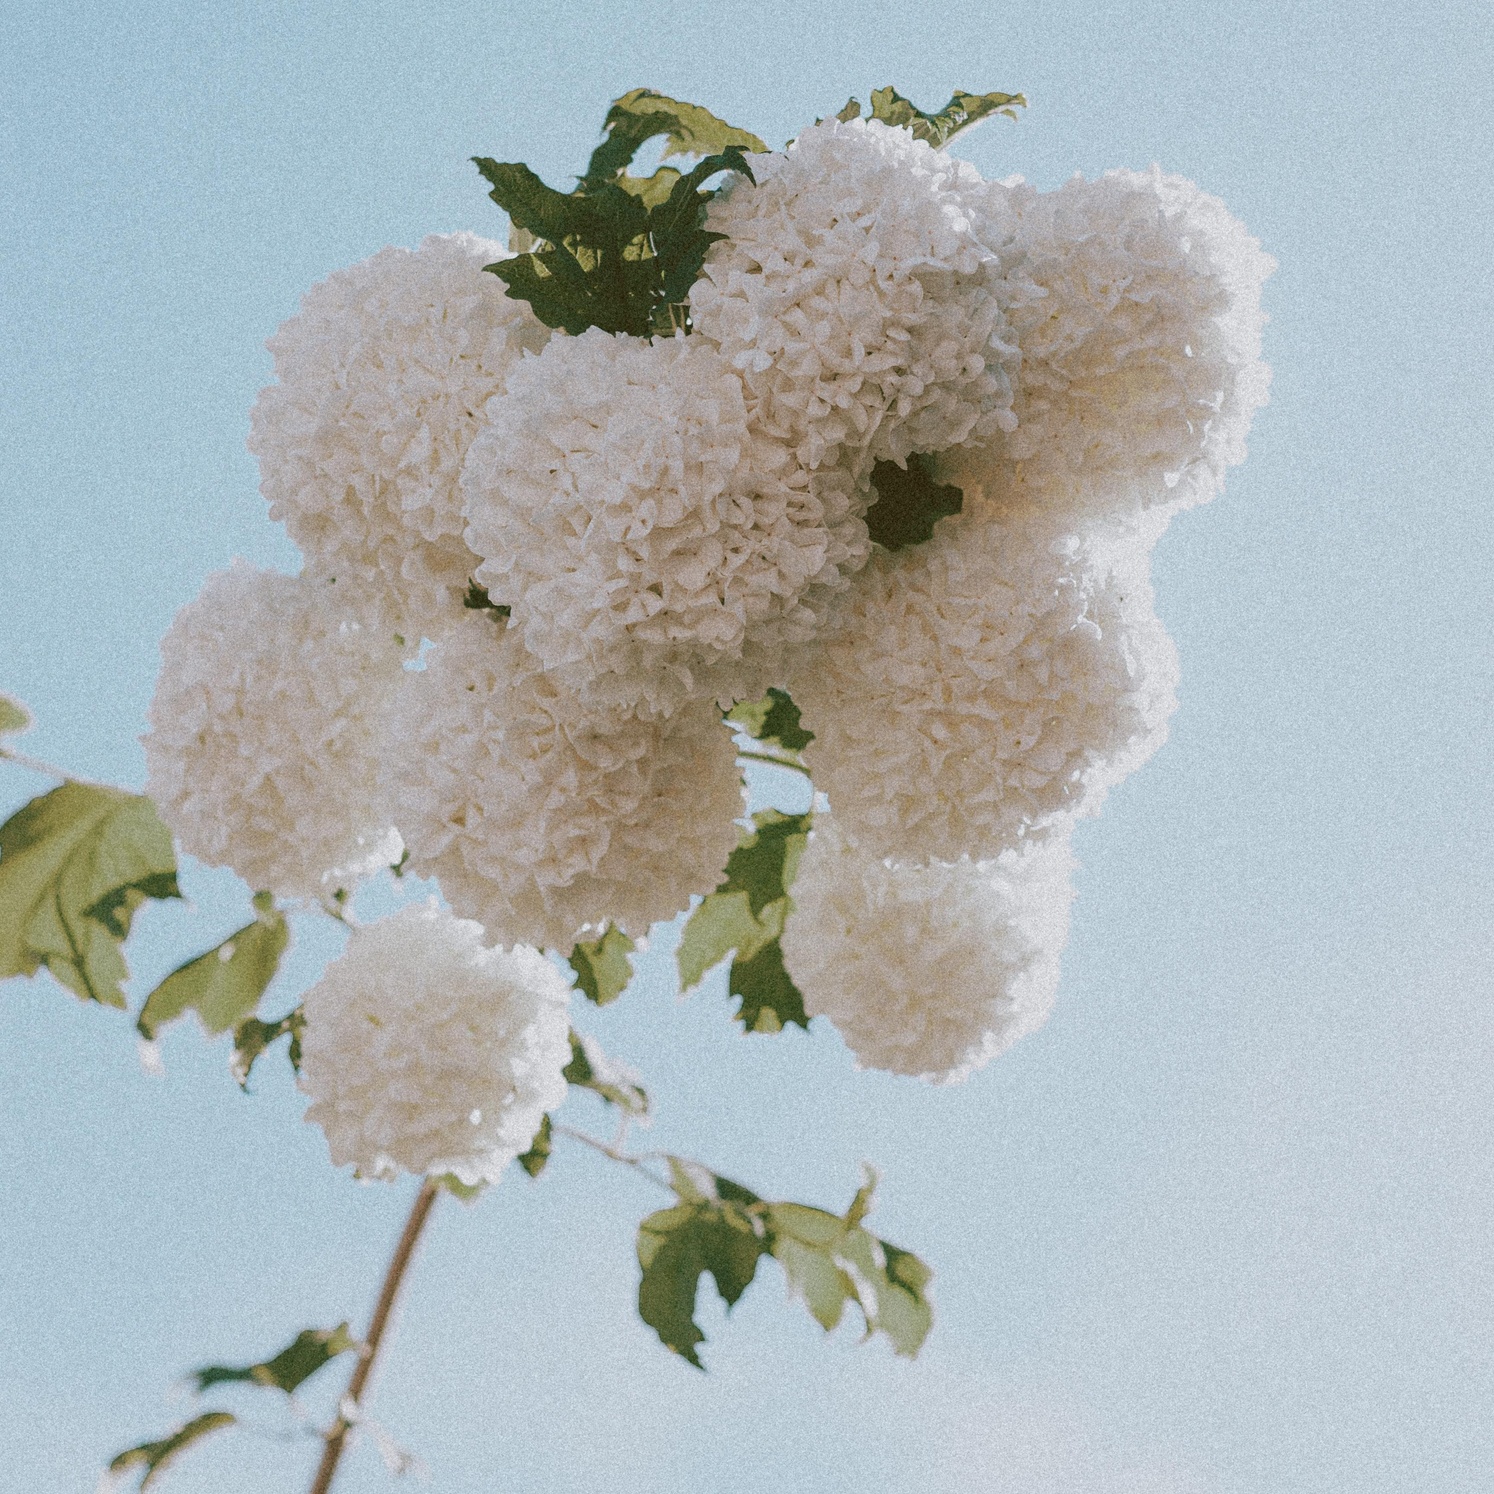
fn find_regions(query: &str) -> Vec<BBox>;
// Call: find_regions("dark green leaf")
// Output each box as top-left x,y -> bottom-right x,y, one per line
565,1029 -> 649,1117
517,1114 -> 553,1178
867,86 -> 1026,146
567,923 -> 635,1005
192,1324 -> 356,1395
107,1412 -> 236,1491
474,95 -> 758,341
0,783 -> 179,1006
137,902 -> 289,1040
866,455 -> 964,550
726,687 -> 813,753
636,1200 -> 768,1367
0,694 -> 31,736
462,581 -> 510,618
230,1006 -> 304,1090
729,938 -> 808,1033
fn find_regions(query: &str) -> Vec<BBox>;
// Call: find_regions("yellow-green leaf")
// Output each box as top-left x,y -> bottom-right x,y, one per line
107,1412 -> 236,1491
138,901 -> 289,1039
0,693 -> 31,736
0,783 -> 179,1006
567,923 -> 635,1005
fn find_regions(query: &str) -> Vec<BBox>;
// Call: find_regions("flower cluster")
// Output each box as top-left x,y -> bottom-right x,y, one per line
298,902 -> 571,1184
144,103 -> 1270,1130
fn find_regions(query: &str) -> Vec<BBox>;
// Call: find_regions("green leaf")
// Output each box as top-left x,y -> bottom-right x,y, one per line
726,686 -> 813,754
590,90 -> 767,187
192,1324 -> 356,1395
0,783 -> 179,1006
474,93 -> 759,341
867,86 -> 1026,146
137,901 -> 289,1040
567,923 -> 635,1005
230,1005 -> 304,1090
565,1029 -> 650,1117
107,1412 -> 236,1491
729,937 -> 808,1034
517,1113 -> 553,1178
719,810 -> 809,920
834,97 -> 863,124
865,455 -> 964,551
0,693 -> 31,737
637,1199 -> 768,1367
676,811 -> 811,1034
636,1161 -> 932,1365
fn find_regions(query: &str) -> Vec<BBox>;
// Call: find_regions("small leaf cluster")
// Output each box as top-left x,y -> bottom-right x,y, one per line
474,89 -> 766,339
108,1325 -> 358,1490
678,808 -> 811,1033
833,85 -> 1027,146
638,1161 -> 932,1367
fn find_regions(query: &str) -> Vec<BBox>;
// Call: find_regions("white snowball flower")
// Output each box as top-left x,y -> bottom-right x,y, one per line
690,117 -> 1023,478
789,507 -> 1179,864
461,328 -> 869,720
248,233 -> 551,632
381,614 -> 744,950
299,902 -> 572,1184
143,561 -> 405,899
781,818 -> 1076,1082
941,167 -> 1273,521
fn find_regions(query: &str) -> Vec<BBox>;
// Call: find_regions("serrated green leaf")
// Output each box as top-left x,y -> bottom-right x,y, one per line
867,86 -> 1026,146
0,783 -> 179,1006
721,810 -> 810,919
637,1200 -> 768,1367
729,937 -> 808,1033
516,1114 -> 553,1178
0,694 -> 31,736
137,905 -> 289,1040
676,811 -> 810,1031
677,889 -> 762,992
726,687 -> 814,753
107,1412 -> 236,1491
564,1029 -> 650,1117
866,455 -> 964,551
192,1323 -> 356,1395
230,1006 -> 304,1089
765,1175 -> 933,1358
592,90 -> 766,184
475,94 -> 757,341
637,1161 -> 931,1364
568,924 -> 635,1005
835,97 -> 863,123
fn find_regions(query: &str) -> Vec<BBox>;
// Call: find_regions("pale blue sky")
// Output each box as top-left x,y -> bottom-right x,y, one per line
3,2 -> 1493,1491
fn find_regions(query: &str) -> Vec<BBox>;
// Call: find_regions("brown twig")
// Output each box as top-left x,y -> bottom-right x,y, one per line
307,1178 -> 440,1494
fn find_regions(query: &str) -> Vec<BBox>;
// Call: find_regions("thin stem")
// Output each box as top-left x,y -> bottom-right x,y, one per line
554,1124 -> 674,1194
0,745 -> 111,789
307,1179 -> 440,1494
736,749 -> 812,779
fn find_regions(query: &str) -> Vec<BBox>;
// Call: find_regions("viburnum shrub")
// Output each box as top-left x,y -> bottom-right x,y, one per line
0,84 -> 1272,1491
